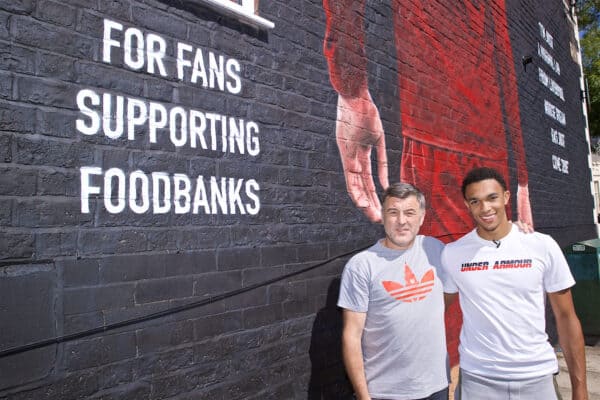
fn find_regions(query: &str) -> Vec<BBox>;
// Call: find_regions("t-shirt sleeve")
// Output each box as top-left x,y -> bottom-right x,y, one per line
440,247 -> 459,294
337,257 -> 370,312
543,235 -> 576,293
424,236 -> 447,284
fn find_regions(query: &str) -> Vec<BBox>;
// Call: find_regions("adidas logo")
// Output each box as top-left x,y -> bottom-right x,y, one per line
382,264 -> 434,303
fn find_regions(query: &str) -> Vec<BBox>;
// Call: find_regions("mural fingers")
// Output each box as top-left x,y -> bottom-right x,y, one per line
375,133 -> 389,191
517,184 -> 534,228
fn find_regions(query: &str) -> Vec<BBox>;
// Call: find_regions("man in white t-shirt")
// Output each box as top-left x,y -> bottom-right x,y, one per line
338,183 -> 448,400
441,167 -> 588,400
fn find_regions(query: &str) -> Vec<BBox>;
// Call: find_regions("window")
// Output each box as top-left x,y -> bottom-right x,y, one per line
197,0 -> 274,30
228,0 -> 257,14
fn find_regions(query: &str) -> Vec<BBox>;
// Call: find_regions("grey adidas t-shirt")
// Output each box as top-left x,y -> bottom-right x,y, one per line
338,236 -> 448,399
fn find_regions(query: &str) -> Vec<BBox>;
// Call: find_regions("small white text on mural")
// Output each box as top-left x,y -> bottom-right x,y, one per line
538,22 -> 568,175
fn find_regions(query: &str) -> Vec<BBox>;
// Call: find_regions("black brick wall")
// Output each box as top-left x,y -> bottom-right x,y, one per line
506,1 -> 595,244
0,0 -> 595,399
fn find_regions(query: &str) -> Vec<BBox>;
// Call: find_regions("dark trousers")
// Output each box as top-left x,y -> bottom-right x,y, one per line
372,386 -> 449,400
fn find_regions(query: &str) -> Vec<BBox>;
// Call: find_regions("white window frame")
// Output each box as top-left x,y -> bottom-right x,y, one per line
197,0 -> 274,30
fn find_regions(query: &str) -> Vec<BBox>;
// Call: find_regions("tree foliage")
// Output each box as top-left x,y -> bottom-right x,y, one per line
579,0 -> 600,138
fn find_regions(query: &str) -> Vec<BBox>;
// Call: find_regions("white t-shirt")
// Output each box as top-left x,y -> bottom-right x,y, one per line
441,224 -> 575,379
338,236 -> 448,399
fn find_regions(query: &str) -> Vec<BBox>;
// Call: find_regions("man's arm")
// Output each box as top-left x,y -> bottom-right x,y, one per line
444,293 -> 458,311
548,289 -> 588,400
323,0 -> 389,223
341,309 -> 371,400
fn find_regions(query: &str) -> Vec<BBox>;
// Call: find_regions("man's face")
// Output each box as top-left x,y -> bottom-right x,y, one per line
463,178 -> 510,238
382,195 -> 425,250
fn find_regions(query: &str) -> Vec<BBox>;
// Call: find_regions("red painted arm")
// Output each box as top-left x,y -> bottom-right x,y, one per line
322,0 -> 389,223
323,0 -> 368,98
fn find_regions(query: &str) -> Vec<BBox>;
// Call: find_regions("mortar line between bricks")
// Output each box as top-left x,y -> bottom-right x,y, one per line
0,242 -> 371,359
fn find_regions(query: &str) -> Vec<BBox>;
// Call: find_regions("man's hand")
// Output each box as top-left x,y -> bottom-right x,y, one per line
517,184 -> 533,228
513,220 -> 534,233
336,92 -> 389,222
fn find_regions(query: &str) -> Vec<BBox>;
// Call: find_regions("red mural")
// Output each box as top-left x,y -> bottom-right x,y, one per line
323,0 -> 533,367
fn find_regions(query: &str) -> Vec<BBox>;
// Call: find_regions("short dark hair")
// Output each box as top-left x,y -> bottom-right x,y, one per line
461,167 -> 508,198
382,182 -> 426,210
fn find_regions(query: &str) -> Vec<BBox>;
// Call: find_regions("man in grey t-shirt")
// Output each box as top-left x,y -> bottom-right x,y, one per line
338,183 -> 448,400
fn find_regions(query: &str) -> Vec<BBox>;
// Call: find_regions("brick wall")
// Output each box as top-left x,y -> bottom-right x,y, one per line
0,0 -> 595,399
507,1 -> 595,244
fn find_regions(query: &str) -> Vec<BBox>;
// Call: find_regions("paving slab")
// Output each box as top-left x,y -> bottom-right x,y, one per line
556,345 -> 600,399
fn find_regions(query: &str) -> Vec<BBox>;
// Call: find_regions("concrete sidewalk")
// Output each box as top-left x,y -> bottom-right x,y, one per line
556,344 -> 600,399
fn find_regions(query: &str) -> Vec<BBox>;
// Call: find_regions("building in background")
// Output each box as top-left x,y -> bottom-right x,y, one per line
592,153 -> 600,223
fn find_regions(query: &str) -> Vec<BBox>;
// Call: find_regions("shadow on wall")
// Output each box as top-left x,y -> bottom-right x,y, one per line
308,278 -> 353,399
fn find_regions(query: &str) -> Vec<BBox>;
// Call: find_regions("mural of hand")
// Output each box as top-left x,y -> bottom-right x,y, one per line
336,92 -> 389,223
517,184 -> 533,228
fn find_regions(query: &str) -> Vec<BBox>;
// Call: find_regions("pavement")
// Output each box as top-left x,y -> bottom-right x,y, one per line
556,343 -> 600,399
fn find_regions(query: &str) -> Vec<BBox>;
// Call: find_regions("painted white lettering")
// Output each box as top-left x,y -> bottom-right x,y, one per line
551,128 -> 566,147
539,22 -> 554,49
76,91 -> 260,156
211,176 -> 228,214
193,176 -> 210,214
76,89 -> 100,135
561,159 -> 569,174
146,33 -> 167,76
104,168 -> 126,213
228,177 -> 245,214
102,19 -> 123,64
103,19 -> 167,76
245,179 -> 260,215
152,172 -> 171,213
169,106 -> 187,147
221,114 -> 228,152
246,121 -> 260,156
229,118 -> 245,154
538,43 -> 560,75
208,52 -> 225,91
173,173 -> 191,213
81,168 -> 261,215
129,170 -> 150,213
544,99 -> 566,126
102,93 -> 124,139
189,110 -> 207,149
191,48 -> 208,86
124,27 -> 145,70
176,42 -> 193,81
226,59 -> 241,94
538,68 -> 564,100
149,102 -> 167,143
175,42 -> 242,94
80,166 -> 102,213
206,112 -> 220,151
552,155 -> 569,174
127,98 -> 148,139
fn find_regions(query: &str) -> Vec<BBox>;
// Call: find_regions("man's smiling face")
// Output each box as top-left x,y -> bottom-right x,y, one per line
464,178 -> 510,240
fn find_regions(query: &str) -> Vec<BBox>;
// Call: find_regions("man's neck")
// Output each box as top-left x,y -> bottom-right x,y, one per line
476,220 -> 512,241
381,237 -> 415,251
